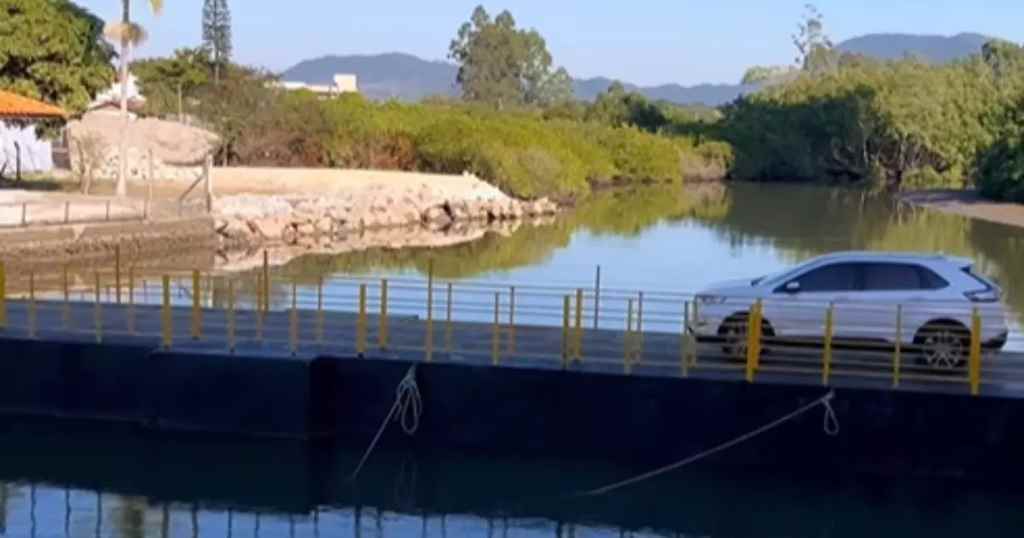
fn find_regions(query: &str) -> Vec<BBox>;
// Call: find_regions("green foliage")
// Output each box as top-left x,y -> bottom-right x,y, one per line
448,5 -> 571,108
585,82 -> 667,132
719,51 -> 1022,189
792,4 -> 837,75
741,65 -> 796,85
0,0 -> 115,123
132,47 -> 212,118
977,94 -> 1024,202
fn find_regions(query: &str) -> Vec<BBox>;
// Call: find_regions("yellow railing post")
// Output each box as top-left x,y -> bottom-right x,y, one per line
316,276 -> 325,345
445,282 -> 453,352
114,244 -> 121,305
27,272 -> 36,338
822,303 -> 834,386
574,288 -> 584,361
357,283 -> 367,355
0,261 -> 6,330
593,265 -> 601,330
94,273 -> 103,343
969,307 -> 982,396
745,300 -> 762,383
425,261 -> 434,362
492,292 -> 501,366
62,264 -> 70,329
507,286 -> 516,354
161,275 -> 171,349
893,305 -> 902,388
562,295 -> 571,369
127,267 -> 135,335
289,281 -> 298,356
680,301 -> 690,377
379,279 -> 389,350
191,270 -> 201,340
255,273 -> 264,342
262,250 -> 270,313
624,298 -> 635,374
635,292 -> 644,361
227,279 -> 236,353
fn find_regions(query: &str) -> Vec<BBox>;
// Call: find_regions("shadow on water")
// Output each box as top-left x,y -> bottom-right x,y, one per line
0,418 -> 1023,537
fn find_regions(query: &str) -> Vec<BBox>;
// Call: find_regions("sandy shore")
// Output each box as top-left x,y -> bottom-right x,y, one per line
899,189 -> 1024,228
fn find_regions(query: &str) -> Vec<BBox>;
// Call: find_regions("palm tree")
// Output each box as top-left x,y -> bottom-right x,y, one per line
107,0 -> 164,197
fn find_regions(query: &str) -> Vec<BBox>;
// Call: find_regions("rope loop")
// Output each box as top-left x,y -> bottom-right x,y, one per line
395,365 -> 422,435
822,393 -> 840,437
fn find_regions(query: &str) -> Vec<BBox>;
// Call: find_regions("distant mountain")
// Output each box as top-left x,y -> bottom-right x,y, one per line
836,32 -> 993,64
573,77 -> 757,106
280,33 -> 1001,107
281,52 -> 458,101
282,55 -> 752,106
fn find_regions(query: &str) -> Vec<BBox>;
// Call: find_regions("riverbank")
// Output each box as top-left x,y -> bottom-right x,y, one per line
208,168 -> 558,249
899,189 -> 1024,229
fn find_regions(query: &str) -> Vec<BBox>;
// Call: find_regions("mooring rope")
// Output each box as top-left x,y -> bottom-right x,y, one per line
577,390 -> 838,497
349,364 -> 422,481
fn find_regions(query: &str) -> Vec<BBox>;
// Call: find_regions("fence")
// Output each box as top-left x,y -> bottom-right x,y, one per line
0,254 -> 1020,397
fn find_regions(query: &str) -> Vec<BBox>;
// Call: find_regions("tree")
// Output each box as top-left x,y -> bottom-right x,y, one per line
132,47 -> 212,120
792,4 -> 836,75
740,65 -> 797,85
106,0 -> 164,197
586,82 -> 668,132
448,5 -> 571,108
202,0 -> 232,83
0,0 -> 115,126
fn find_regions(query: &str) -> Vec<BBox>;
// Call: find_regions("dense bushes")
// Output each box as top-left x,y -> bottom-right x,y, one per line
716,43 -> 1024,191
205,91 -> 730,199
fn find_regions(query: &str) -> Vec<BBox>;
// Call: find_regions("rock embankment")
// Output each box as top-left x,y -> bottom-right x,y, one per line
212,175 -> 558,249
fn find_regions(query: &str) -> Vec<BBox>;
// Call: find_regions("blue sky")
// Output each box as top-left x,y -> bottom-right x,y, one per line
76,1 -> 1024,86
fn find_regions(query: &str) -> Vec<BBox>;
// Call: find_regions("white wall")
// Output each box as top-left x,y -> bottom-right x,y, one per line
0,124 -> 53,174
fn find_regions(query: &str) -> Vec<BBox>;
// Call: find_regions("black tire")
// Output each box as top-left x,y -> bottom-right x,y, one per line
718,313 -> 774,361
913,320 -> 970,370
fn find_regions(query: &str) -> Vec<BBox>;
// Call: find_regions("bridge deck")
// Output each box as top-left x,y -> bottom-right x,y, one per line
2,298 -> 1023,399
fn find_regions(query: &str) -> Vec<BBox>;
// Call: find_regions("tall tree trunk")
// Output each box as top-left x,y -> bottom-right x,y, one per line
116,0 -> 131,197
177,83 -> 183,122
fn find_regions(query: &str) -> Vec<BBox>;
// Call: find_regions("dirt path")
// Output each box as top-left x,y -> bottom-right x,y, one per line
899,190 -> 1024,228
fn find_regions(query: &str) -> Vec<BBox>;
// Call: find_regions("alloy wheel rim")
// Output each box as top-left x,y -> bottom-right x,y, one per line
923,330 -> 964,369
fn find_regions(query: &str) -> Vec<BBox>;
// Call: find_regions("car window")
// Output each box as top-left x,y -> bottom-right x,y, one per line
919,267 -> 950,290
785,263 -> 859,292
862,263 -> 922,291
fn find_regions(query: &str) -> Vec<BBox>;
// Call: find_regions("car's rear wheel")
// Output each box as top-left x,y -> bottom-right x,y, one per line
914,320 -> 970,370
718,313 -> 773,361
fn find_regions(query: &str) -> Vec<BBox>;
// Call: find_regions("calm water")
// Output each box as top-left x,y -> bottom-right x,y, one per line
283,183 -> 1024,327
1,419 -> 1023,538
8,183 -> 1024,537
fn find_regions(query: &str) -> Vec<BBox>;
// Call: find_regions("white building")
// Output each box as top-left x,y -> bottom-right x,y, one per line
274,74 -> 359,97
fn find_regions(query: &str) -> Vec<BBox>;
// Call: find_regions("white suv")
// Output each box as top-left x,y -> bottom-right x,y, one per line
692,252 -> 1009,368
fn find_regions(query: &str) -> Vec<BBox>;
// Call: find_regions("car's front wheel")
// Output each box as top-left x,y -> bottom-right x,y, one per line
718,313 -> 773,361
913,320 -> 970,370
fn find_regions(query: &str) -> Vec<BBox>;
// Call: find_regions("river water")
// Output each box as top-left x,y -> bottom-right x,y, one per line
280,182 -> 1024,330
6,183 -> 1024,537
1,418 -> 1023,538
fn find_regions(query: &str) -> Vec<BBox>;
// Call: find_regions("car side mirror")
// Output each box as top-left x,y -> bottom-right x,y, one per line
784,281 -> 801,294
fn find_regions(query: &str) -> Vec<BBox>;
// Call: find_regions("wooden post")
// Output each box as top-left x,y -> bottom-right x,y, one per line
492,292 -> 501,366
105,200 -> 111,221
593,265 -> 601,330
20,202 -> 27,227
64,201 -> 70,224
191,270 -> 201,340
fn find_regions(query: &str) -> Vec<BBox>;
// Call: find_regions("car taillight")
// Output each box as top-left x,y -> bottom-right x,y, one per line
965,289 -> 1000,303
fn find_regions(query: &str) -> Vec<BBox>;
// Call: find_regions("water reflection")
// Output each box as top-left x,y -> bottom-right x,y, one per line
275,183 -> 1024,325
0,418 -> 1023,537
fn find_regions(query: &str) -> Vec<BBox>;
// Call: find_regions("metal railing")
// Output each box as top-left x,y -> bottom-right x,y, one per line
0,255 -> 1020,397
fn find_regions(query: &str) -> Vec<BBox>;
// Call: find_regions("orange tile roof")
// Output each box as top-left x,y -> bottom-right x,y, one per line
0,90 -> 66,119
